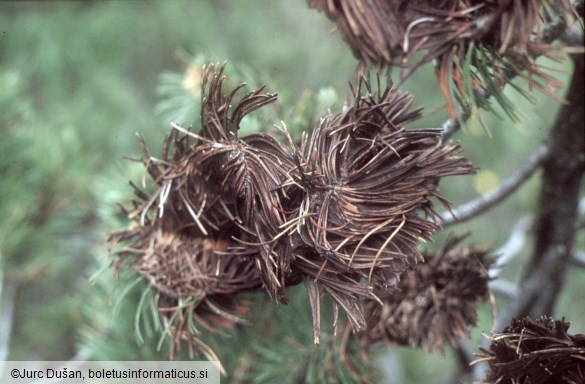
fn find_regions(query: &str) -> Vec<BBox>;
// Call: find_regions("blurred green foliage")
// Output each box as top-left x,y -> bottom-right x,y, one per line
0,1 -> 582,383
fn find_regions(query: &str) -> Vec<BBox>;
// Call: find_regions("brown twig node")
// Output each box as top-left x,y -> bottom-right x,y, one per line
475,316 -> 585,384
108,63 -> 475,358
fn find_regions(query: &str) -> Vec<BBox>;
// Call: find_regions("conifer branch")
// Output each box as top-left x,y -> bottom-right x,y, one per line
442,144 -> 549,226
519,51 -> 584,319
440,0 -> 583,140
473,49 -> 585,383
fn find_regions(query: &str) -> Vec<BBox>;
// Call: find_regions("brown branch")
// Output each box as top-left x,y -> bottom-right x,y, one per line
494,49 -> 584,335
474,24 -> 584,383
475,61 -> 584,382
520,51 -> 584,319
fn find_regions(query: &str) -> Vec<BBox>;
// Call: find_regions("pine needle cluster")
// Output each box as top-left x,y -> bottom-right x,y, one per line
109,63 -> 475,357
308,0 -> 579,119
358,236 -> 494,353
476,316 -> 585,384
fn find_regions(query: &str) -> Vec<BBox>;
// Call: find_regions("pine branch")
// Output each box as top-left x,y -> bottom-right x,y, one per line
476,316 -> 585,384
472,16 -> 583,382
473,49 -> 585,383
474,248 -> 578,381
519,51 -> 584,319
441,1 -> 583,140
502,55 -> 582,325
441,145 -> 549,226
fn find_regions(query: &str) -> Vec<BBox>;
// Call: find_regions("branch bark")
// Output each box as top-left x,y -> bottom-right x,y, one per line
500,50 -> 584,324
474,31 -> 584,383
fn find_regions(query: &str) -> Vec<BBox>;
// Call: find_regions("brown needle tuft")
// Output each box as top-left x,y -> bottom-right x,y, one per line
308,0 -> 578,118
475,315 -> 585,384
286,75 -> 475,338
358,236 -> 493,353
109,64 -> 476,356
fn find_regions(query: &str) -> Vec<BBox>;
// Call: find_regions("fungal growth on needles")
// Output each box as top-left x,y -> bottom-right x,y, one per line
308,0 -> 579,119
108,63 -> 476,358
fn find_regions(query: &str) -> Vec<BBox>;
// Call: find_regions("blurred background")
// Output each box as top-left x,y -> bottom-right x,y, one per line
0,1 -> 583,383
